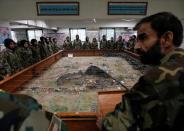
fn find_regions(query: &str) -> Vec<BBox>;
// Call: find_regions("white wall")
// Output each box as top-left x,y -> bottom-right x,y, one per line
0,21 -> 11,51
0,0 -> 183,20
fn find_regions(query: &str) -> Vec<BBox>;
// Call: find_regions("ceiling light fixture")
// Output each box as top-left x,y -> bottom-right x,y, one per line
121,19 -> 135,22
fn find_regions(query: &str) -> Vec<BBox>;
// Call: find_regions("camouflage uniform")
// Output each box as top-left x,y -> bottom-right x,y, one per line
0,90 -> 67,131
103,48 -> 184,131
115,40 -> 124,50
2,48 -> 22,74
128,39 -> 136,52
82,41 -> 91,50
0,52 -> 11,79
46,42 -> 53,56
90,42 -> 98,50
63,40 -> 73,50
51,41 -> 59,53
39,41 -> 49,59
16,47 -> 33,68
100,40 -> 107,50
73,39 -> 82,50
31,45 -> 41,64
107,40 -> 114,49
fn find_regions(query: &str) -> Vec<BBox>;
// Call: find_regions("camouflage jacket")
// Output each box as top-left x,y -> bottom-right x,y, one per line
90,42 -> 98,50
0,90 -> 67,131
82,41 -> 91,50
2,48 -> 22,74
16,47 -> 33,68
51,42 -> 59,53
39,42 -> 49,59
63,41 -> 73,50
31,46 -> 41,63
103,48 -> 184,131
73,40 -> 82,50
100,40 -> 107,50
0,52 -> 11,78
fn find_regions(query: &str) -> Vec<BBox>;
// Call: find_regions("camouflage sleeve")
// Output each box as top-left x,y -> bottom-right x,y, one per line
0,91 -> 67,131
102,74 -> 157,131
0,51 -> 11,75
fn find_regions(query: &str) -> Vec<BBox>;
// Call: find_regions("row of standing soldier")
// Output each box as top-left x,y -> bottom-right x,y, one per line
0,37 -> 59,80
63,34 -> 136,51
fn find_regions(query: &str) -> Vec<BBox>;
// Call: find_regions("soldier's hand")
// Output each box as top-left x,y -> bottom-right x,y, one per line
96,113 -> 103,131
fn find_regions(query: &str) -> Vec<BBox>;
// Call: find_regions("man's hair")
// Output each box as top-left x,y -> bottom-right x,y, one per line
134,12 -> 183,47
4,38 -> 16,48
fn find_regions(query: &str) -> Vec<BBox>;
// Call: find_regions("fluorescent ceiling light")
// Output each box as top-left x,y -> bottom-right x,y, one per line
121,19 -> 135,22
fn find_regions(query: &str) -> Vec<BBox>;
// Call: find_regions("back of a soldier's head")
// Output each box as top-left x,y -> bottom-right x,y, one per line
134,12 -> 183,47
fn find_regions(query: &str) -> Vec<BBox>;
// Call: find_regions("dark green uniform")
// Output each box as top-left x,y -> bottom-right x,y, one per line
103,48 -> 184,131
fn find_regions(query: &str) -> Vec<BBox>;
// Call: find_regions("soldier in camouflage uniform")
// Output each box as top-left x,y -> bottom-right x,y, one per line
73,35 -> 82,50
0,90 -> 67,131
30,39 -> 41,63
2,38 -> 22,75
63,36 -> 73,50
49,37 -> 59,53
128,35 -> 136,52
39,36 -> 49,59
16,40 -> 33,68
52,38 -> 60,52
100,35 -> 108,50
107,37 -> 114,50
101,12 -> 184,131
114,35 -> 124,50
46,37 -> 53,56
0,52 -> 11,80
82,36 -> 91,50
90,37 -> 98,50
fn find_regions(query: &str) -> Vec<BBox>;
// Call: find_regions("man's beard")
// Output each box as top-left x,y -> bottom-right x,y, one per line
136,40 -> 165,65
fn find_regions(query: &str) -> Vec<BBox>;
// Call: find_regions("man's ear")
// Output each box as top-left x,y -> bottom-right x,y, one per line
161,31 -> 174,48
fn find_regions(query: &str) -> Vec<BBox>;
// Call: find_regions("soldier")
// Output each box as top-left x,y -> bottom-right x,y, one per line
0,52 -> 11,80
100,12 -> 184,131
107,37 -> 115,50
0,90 -> 67,131
39,36 -> 49,59
82,36 -> 91,50
63,36 -> 73,50
16,40 -> 33,68
52,37 -> 60,53
2,38 -> 22,75
30,39 -> 41,63
73,34 -> 82,50
100,35 -> 107,50
90,37 -> 98,50
46,37 -> 53,56
128,35 -> 137,52
114,35 -> 124,50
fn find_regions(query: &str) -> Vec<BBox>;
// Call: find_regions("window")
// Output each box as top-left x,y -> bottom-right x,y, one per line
70,28 -> 86,41
11,31 -> 17,43
99,28 -> 115,41
27,30 -> 43,41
